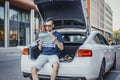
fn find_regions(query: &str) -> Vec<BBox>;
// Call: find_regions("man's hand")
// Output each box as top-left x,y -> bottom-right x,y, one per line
50,34 -> 64,50
38,41 -> 43,51
50,34 -> 57,42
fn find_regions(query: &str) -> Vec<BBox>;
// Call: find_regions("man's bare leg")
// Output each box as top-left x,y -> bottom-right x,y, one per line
51,62 -> 59,80
31,67 -> 39,80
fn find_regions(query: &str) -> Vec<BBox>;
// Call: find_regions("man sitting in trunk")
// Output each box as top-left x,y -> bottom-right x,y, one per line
31,17 -> 64,80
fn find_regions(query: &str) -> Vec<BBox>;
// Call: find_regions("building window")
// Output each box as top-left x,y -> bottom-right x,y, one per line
9,9 -> 18,47
19,11 -> 30,46
9,8 -> 31,47
0,6 -> 4,47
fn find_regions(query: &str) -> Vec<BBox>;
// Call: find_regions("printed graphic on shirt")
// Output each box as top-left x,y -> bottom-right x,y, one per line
42,39 -> 55,47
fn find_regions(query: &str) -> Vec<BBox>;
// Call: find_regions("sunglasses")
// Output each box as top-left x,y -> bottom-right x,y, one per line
44,25 -> 53,27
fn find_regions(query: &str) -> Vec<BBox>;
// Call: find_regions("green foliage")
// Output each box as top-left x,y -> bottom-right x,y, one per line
112,30 -> 120,44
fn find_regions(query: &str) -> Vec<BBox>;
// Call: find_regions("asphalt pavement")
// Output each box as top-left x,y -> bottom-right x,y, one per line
0,47 -> 21,61
0,47 -> 29,80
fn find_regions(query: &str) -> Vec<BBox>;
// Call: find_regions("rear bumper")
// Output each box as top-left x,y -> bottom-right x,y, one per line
23,72 -> 87,80
21,55 -> 100,80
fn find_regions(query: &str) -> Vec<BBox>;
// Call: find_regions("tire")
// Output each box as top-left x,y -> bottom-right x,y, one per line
97,60 -> 105,80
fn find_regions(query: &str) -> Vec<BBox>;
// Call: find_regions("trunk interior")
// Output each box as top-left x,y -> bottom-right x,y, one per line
30,42 -> 83,62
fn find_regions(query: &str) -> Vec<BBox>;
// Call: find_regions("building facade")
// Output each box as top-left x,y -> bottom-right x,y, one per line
0,0 -> 43,48
0,0 -> 113,48
104,2 -> 113,38
87,0 -> 113,38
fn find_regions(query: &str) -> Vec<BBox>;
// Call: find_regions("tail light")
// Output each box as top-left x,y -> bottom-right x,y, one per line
22,48 -> 29,55
77,49 -> 92,57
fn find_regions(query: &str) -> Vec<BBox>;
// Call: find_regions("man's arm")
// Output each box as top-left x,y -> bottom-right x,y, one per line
38,41 -> 43,51
55,39 -> 64,50
51,35 -> 64,50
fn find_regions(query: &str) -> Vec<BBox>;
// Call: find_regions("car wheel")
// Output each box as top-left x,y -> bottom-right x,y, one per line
97,60 -> 105,80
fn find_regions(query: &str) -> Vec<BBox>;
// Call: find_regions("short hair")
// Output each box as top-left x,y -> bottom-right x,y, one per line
45,17 -> 54,23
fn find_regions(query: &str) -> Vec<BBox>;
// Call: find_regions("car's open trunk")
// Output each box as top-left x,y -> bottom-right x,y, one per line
30,42 -> 83,62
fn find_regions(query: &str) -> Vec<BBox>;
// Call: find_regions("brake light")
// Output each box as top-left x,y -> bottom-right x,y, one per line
22,48 -> 28,55
77,49 -> 92,57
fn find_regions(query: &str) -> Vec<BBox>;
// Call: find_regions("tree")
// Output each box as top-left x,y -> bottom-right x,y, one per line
112,30 -> 120,44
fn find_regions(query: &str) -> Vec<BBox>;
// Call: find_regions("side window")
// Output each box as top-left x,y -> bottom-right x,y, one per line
93,35 -> 101,44
94,34 -> 105,45
101,35 -> 109,45
97,34 -> 105,44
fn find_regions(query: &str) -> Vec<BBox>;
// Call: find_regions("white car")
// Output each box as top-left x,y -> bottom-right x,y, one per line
21,30 -> 116,80
21,0 -> 116,80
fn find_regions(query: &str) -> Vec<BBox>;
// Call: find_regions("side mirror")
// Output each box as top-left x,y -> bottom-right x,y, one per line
107,38 -> 112,45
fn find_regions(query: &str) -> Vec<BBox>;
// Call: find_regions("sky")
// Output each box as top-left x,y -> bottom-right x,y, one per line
105,0 -> 120,30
